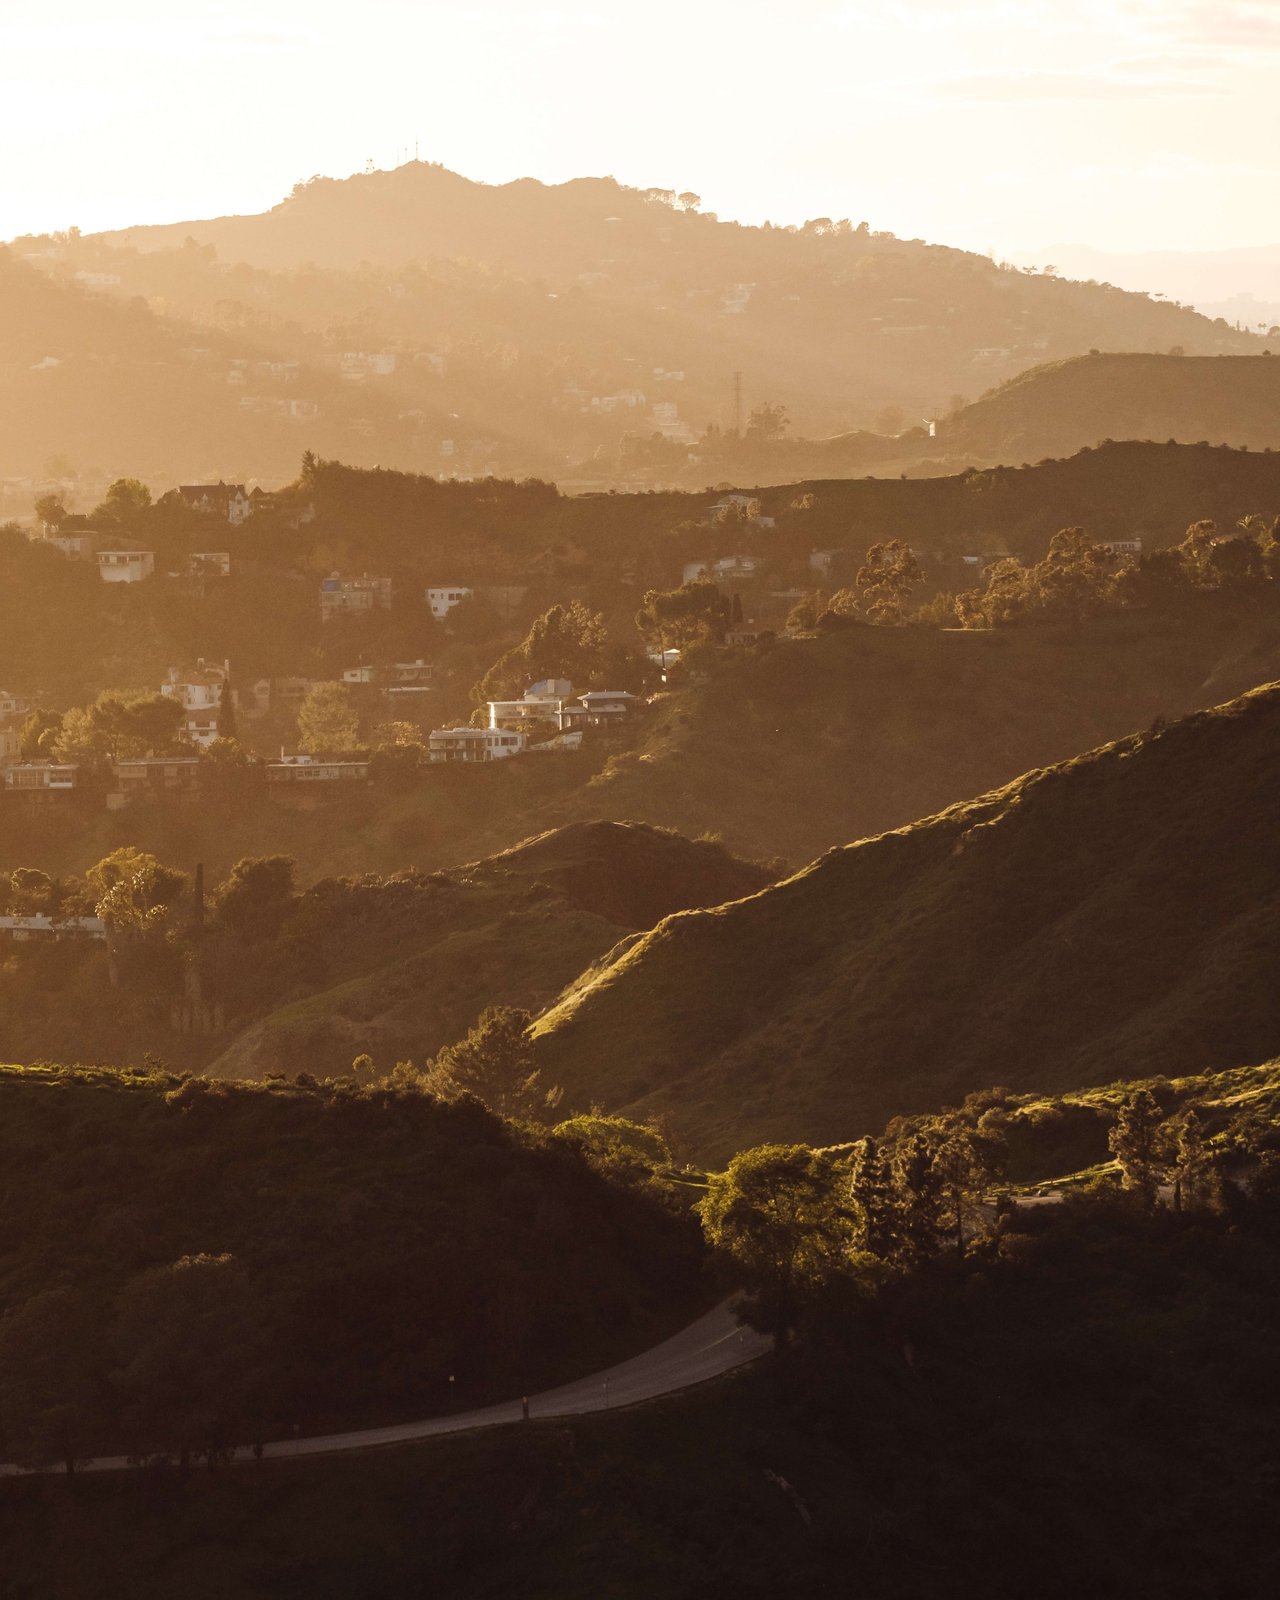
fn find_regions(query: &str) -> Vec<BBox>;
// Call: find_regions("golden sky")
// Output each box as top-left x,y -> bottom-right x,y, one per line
4,0 -> 1279,253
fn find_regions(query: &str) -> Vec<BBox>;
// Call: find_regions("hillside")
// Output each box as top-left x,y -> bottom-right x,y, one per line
0,250 -> 338,493
5,164 -> 1260,489
9,439 -> 1280,712
0,823 -> 769,1079
3,1168 -> 1278,1599
934,352 -> 1280,463
7,593 -> 1280,896
0,1062 -> 701,1464
530,682 -> 1280,1160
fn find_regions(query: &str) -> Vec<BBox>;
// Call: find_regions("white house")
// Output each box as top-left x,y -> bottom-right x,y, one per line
428,727 -> 527,763
426,585 -> 473,620
96,550 -> 155,584
577,690 -> 635,724
1100,537 -> 1143,558
160,660 -> 233,748
487,679 -> 575,732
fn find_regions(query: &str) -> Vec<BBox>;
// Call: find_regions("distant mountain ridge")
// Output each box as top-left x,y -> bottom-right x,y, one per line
3,161 -> 1260,488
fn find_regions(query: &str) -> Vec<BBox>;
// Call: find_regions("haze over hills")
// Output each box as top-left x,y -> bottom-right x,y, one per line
1019,241 -> 1280,322
530,682 -> 1280,1160
3,163 -> 1262,491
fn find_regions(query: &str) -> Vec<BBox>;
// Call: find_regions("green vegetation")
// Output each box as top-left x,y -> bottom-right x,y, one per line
0,1061 -> 701,1471
531,681 -> 1280,1159
3,1061 -> 1279,1596
0,822 -> 771,1077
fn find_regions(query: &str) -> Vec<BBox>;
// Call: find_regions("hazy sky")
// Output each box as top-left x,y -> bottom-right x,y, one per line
3,0 -> 1278,255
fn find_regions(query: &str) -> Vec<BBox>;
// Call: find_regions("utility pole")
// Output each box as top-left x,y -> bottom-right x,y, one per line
732,370 -> 743,437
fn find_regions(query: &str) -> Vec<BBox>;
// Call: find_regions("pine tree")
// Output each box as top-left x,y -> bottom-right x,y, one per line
217,678 -> 238,742
893,1132 -> 944,1257
848,1137 -> 900,1258
1109,1089 -> 1167,1203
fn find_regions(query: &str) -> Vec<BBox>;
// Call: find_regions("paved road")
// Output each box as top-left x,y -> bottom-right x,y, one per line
1,1299 -> 770,1477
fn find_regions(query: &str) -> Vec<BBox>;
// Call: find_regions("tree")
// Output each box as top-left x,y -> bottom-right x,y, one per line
111,1253 -> 267,1470
87,848 -> 186,936
699,1144 -> 847,1345
217,679 -> 238,742
553,1114 -> 674,1192
848,1137 -> 900,1257
33,492 -> 67,528
53,691 -> 184,761
93,477 -> 152,529
1171,1105 -> 1216,1211
855,540 -> 924,623
213,856 -> 296,938
422,1006 -> 561,1122
298,681 -> 361,754
635,580 -> 730,652
7,866 -> 53,913
745,403 -> 789,443
931,1129 -> 997,1257
1109,1089 -> 1166,1204
677,192 -> 701,212
893,1132 -> 945,1257
20,707 -> 62,758
474,601 -> 609,704
0,1287 -> 106,1474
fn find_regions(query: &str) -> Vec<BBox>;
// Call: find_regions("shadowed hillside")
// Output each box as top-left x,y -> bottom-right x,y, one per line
936,352 -> 1280,463
532,682 -> 1280,1160
0,823 -> 770,1080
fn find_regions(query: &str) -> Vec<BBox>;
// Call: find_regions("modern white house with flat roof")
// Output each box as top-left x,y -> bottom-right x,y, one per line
96,549 -> 155,584
426,585 -> 473,620
428,727 -> 527,763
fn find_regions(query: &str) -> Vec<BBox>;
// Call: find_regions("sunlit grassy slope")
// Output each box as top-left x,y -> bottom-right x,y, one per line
532,682 -> 1280,1161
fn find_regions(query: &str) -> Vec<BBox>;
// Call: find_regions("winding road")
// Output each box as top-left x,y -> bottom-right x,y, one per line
1,1298 -> 770,1477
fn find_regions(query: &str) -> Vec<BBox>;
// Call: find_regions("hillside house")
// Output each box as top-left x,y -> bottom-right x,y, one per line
683,555 -> 760,585
187,551 -> 231,578
3,762 -> 79,792
428,727 -> 527,763
249,676 -> 316,715
320,573 -> 393,621
110,757 -> 203,805
160,660 -> 233,748
726,623 -> 766,646
426,585 -> 473,620
487,679 -> 576,732
35,514 -> 97,560
96,549 -> 155,584
0,914 -> 106,941
343,660 -> 439,690
266,756 -> 371,783
577,690 -> 635,725
0,690 -> 31,720
809,548 -> 842,576
1101,537 -> 1143,557
0,726 -> 21,765
178,482 -> 252,525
